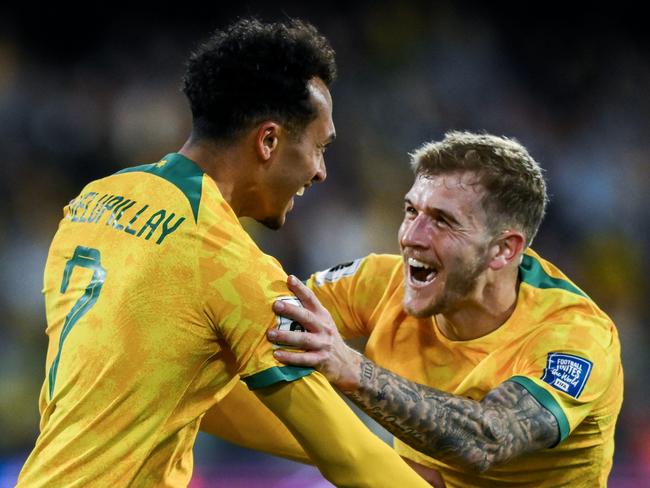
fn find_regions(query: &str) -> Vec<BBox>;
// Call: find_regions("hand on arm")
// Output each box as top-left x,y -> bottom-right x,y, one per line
268,275 -> 364,392
268,277 -> 560,472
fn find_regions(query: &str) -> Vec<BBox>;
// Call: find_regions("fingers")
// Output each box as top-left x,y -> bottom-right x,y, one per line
268,328 -> 321,350
272,349 -> 321,367
273,301 -> 321,333
286,275 -> 324,313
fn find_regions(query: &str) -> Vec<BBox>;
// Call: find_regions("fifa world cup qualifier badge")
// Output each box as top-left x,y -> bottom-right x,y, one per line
273,296 -> 306,350
541,352 -> 593,399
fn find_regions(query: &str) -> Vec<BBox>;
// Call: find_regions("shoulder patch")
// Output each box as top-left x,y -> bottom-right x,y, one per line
314,258 -> 363,286
541,352 -> 593,399
273,296 -> 306,350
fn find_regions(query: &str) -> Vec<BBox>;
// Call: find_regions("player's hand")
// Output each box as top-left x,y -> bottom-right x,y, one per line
268,276 -> 363,392
402,457 -> 447,488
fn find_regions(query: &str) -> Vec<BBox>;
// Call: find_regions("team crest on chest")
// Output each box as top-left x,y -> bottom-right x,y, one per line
541,352 -> 592,399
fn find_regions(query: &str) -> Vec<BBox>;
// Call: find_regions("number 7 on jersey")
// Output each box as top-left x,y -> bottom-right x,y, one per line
48,246 -> 106,399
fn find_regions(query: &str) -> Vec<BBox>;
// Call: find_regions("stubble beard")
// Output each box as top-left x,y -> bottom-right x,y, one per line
404,251 -> 487,318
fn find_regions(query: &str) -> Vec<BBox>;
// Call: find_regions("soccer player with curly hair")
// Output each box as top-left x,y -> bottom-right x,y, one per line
17,19 -> 431,488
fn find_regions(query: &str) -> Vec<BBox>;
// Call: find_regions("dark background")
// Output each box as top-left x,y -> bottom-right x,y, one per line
1,2 -> 648,486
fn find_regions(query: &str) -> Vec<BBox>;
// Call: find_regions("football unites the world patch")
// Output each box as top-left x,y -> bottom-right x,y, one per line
541,352 -> 593,399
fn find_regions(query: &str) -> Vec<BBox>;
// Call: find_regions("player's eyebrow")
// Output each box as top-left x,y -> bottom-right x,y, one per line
432,208 -> 461,226
404,197 -> 461,226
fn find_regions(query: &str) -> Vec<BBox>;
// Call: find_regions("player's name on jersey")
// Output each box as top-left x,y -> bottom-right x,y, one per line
65,191 -> 186,245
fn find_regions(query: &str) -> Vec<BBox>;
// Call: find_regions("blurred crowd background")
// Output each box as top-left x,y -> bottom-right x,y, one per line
1,2 -> 648,486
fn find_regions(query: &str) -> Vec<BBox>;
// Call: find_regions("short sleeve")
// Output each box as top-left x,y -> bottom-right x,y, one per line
306,254 -> 403,339
202,239 -> 313,390
510,318 -> 620,444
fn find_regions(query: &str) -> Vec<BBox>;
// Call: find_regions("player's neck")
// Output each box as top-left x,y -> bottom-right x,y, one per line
436,268 -> 520,341
178,138 -> 259,217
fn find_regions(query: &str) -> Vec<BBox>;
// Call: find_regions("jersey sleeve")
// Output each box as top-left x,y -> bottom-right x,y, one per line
509,316 -> 621,445
200,380 -> 311,464
202,233 -> 313,390
305,254 -> 403,339
255,371 -> 431,487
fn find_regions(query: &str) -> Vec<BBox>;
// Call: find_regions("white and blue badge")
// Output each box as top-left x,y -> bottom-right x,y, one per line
541,352 -> 592,399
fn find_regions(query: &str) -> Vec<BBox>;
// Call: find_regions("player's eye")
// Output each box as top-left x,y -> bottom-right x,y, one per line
435,217 -> 450,228
404,204 -> 417,217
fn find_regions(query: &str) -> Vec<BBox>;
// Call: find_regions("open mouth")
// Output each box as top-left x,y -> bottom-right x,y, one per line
408,257 -> 438,285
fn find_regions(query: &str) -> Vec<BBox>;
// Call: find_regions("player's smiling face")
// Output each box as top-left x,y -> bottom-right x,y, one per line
398,171 -> 494,317
258,78 -> 335,229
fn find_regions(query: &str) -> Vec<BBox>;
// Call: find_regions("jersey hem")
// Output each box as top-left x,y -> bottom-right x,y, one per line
243,365 -> 314,390
510,375 -> 571,446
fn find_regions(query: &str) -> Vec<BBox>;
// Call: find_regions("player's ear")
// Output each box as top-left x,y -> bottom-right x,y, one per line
487,231 -> 525,271
254,122 -> 280,162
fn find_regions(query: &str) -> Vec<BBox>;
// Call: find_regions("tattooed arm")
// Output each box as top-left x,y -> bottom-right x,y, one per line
268,276 -> 559,472
348,356 -> 559,471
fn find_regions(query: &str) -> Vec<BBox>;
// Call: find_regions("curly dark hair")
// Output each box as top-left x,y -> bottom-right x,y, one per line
182,18 -> 336,142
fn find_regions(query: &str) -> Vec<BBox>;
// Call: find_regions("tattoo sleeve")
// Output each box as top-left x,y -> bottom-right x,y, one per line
348,358 -> 560,472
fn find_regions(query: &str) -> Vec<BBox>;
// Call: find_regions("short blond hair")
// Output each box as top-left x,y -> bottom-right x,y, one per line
410,131 -> 548,246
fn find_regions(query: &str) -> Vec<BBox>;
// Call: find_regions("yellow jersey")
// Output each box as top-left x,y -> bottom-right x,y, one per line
307,249 -> 623,487
18,153 -> 313,487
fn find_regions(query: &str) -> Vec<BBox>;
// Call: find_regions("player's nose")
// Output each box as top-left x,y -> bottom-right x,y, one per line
313,159 -> 326,183
400,215 -> 430,248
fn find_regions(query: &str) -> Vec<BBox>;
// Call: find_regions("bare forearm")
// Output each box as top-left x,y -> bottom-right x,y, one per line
346,357 -> 559,472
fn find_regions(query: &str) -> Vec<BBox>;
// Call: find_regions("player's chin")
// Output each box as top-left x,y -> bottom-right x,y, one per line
258,214 -> 285,230
258,199 -> 293,230
260,203 -> 292,229
403,294 -> 436,318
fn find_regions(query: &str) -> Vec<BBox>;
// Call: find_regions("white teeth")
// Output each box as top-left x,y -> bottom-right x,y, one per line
408,257 -> 437,284
296,187 -> 305,196
408,258 -> 429,268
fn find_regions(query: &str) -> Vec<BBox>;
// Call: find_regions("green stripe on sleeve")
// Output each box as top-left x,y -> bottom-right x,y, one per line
243,365 -> 315,390
509,375 -> 571,446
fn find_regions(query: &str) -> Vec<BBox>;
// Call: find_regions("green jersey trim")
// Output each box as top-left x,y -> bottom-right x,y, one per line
510,375 -> 570,446
243,365 -> 315,390
116,153 -> 203,223
519,254 -> 587,298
